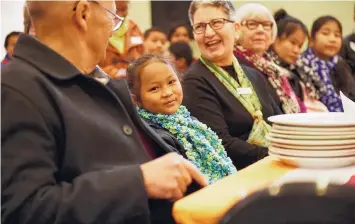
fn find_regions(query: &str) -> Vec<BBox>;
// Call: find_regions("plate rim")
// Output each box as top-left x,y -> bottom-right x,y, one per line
269,146 -> 355,158
268,113 -> 355,127
267,135 -> 355,146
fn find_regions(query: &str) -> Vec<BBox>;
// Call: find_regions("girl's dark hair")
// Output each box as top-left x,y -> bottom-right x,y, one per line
169,42 -> 193,67
310,16 -> 342,39
274,9 -> 309,40
4,31 -> 21,49
127,54 -> 178,101
143,27 -> 166,39
168,24 -> 193,41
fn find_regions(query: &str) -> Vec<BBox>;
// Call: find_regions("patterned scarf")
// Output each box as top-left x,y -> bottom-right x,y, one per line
301,48 -> 343,112
267,49 -> 326,101
137,106 -> 236,184
234,46 -> 305,114
200,56 -> 271,147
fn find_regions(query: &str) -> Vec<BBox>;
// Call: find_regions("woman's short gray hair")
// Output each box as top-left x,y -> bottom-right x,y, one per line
235,3 -> 277,42
188,0 -> 237,25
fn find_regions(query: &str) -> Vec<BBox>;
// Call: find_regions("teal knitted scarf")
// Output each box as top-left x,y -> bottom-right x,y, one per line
137,105 -> 237,184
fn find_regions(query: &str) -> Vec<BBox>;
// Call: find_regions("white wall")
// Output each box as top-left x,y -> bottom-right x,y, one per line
1,0 -> 25,58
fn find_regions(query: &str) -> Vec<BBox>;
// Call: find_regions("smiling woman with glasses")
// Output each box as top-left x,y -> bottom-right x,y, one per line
233,3 -> 306,115
182,0 -> 282,170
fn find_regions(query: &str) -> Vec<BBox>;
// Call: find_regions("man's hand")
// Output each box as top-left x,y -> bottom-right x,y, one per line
140,153 -> 208,201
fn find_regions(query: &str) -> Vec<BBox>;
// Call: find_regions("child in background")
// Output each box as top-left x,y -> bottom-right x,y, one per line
168,41 -> 193,75
127,54 -> 236,184
301,16 -> 355,112
143,28 -> 167,55
1,31 -> 21,66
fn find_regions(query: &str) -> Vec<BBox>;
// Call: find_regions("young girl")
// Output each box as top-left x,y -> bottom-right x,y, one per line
270,9 -> 329,112
127,54 -> 236,184
301,16 -> 355,112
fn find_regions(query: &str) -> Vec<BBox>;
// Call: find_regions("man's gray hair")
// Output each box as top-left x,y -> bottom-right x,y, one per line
188,0 -> 237,25
235,3 -> 277,43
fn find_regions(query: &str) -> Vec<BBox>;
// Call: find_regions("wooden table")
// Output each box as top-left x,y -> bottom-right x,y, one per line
173,156 -> 355,224
172,157 -> 296,224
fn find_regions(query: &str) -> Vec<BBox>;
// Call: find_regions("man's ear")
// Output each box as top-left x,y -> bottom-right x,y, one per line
74,1 -> 90,32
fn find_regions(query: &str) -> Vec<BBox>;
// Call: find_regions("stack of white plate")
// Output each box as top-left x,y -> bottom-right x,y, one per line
267,113 -> 355,168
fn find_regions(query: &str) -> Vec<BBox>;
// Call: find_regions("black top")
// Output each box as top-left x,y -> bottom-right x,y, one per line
340,33 -> 355,76
1,35 -> 180,224
182,60 -> 282,170
331,57 -> 355,102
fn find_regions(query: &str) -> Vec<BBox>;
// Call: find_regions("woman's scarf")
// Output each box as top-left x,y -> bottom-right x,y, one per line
137,106 -> 236,184
234,46 -> 305,114
200,56 -> 271,148
301,48 -> 343,112
267,49 -> 328,101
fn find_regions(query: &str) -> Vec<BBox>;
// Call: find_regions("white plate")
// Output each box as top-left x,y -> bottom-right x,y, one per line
267,136 -> 355,146
270,143 -> 355,150
268,113 -> 355,127
271,128 -> 355,136
272,124 -> 355,132
269,146 -> 355,158
269,152 -> 355,168
269,132 -> 355,140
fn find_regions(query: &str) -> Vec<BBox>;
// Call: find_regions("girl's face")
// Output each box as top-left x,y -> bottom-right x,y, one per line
138,62 -> 183,115
273,28 -> 307,65
310,20 -> 342,60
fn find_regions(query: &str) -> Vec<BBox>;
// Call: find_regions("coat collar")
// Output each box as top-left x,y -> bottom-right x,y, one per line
13,34 -> 83,80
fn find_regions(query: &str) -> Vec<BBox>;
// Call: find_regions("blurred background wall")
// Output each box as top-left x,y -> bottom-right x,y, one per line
1,1 -> 354,58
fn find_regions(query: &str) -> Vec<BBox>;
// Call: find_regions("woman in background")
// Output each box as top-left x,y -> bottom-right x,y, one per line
168,24 -> 193,44
270,9 -> 329,112
183,0 -> 281,169
169,24 -> 200,60
300,15 -> 355,111
234,3 -> 305,114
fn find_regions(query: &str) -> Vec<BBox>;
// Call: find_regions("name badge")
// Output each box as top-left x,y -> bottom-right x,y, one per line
130,36 -> 143,45
237,87 -> 252,95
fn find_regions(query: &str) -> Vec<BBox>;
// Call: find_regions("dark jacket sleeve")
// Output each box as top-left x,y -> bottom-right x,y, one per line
1,86 -> 150,224
333,57 -> 355,101
182,77 -> 268,170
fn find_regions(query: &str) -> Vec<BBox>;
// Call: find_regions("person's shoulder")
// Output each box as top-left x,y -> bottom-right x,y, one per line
240,63 -> 264,81
335,56 -> 352,75
1,57 -> 45,92
183,60 -> 209,80
344,33 -> 355,43
336,55 -> 351,68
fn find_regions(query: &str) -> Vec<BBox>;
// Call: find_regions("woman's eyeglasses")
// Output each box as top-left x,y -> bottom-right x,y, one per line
192,18 -> 234,34
241,20 -> 273,31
